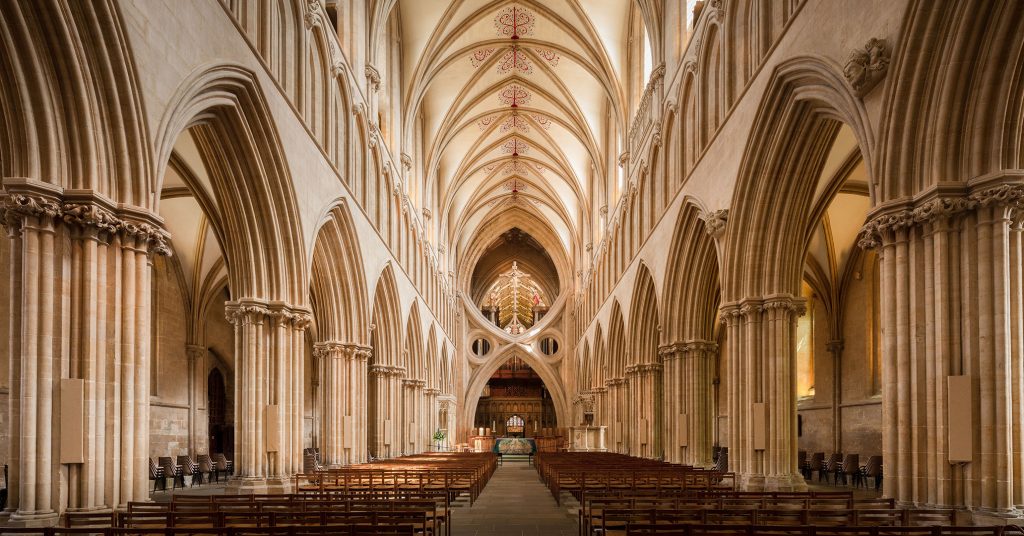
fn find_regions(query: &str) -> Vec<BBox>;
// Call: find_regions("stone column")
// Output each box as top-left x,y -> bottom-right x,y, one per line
224,301 -> 310,491
662,342 -> 715,466
314,342 -> 341,466
314,342 -> 370,466
721,296 -> 807,491
424,387 -> 440,450
626,363 -> 662,458
402,378 -> 424,454
858,184 -> 1024,516
2,188 -> 170,522
2,191 -> 61,525
186,345 -> 205,456
825,340 -> 844,453
1010,212 -> 1024,510
369,364 -> 404,458
602,379 -> 618,451
351,346 -> 370,463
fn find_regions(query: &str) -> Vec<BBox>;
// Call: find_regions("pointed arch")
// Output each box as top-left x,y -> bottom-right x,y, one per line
628,264 -> 660,367
153,64 -> 309,304
0,0 -> 151,207
662,202 -> 721,344
404,301 -> 425,379
310,200 -> 370,345
370,264 -> 403,367
723,56 -> 875,300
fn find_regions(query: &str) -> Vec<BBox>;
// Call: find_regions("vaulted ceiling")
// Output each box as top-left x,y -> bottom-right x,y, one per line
393,0 -> 639,277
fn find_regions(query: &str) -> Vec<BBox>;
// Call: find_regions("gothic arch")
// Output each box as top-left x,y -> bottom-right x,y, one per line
460,344 -> 569,436
662,202 -> 721,345
370,264 -> 403,368
877,0 -> 1024,199
723,56 -> 875,300
310,200 -> 370,345
153,64 -> 308,305
0,0 -> 151,207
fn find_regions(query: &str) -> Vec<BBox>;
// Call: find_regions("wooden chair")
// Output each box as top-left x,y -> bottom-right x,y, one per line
806,452 -> 825,481
837,454 -> 858,486
860,455 -> 882,490
198,454 -> 218,483
178,455 -> 203,486
159,456 -> 185,489
214,453 -> 234,478
150,457 -> 166,492
820,453 -> 842,484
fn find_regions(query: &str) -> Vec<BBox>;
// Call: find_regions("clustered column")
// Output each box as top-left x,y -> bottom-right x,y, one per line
720,296 -> 806,491
2,187 -> 170,523
602,377 -> 627,452
369,364 -> 405,458
424,387 -> 440,449
660,341 -> 716,467
625,363 -> 662,458
225,301 -> 310,489
402,378 -> 426,454
858,183 -> 1024,514
314,342 -> 370,466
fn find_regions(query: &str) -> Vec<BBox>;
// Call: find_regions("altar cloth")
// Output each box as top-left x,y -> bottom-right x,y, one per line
492,437 -> 537,455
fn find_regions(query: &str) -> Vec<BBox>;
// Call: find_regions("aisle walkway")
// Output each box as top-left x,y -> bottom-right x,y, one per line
452,461 -> 577,536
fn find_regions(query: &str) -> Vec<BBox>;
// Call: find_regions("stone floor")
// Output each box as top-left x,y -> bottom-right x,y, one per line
450,460 -> 577,536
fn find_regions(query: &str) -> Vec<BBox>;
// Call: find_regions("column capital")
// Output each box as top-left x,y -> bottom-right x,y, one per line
826,339 -> 844,354
225,299 -> 312,328
185,344 -> 206,362
859,181 -> 1024,249
625,362 -> 662,375
313,341 -> 370,360
1,190 -> 62,237
659,339 -> 718,361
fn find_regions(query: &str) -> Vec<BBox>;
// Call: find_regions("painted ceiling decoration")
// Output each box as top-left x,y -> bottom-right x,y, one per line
493,5 -> 534,39
398,0 -> 634,278
501,138 -> 530,155
498,84 -> 531,107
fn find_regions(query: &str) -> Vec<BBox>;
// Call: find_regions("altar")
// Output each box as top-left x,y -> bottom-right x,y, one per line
492,437 -> 537,455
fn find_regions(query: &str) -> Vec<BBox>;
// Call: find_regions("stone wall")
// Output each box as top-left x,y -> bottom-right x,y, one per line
797,262 -> 882,460
150,257 -> 191,458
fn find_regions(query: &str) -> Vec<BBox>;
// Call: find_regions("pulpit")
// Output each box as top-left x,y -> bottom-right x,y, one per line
569,425 -> 607,452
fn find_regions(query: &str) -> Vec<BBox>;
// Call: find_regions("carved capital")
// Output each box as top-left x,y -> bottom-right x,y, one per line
62,202 -> 119,239
186,344 -> 206,362
844,38 -> 890,97
762,295 -> 807,317
1,192 -> 61,236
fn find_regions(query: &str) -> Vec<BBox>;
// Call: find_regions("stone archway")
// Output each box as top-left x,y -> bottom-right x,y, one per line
461,346 -> 570,442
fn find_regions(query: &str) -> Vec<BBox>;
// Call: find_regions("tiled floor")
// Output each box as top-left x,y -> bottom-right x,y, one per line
451,461 -> 577,536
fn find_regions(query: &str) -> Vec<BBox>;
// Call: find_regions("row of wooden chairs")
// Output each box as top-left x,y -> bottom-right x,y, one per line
535,452 -> 735,505
1,526 -> 416,535
579,492 -> 887,536
619,525 -> 1023,536
587,507 -> 958,536
295,452 -> 496,505
149,454 -> 233,491
801,452 -> 882,489
59,493 -> 447,536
